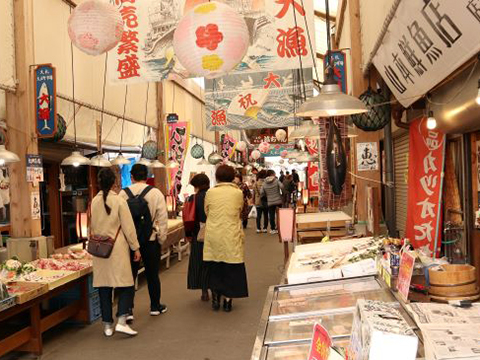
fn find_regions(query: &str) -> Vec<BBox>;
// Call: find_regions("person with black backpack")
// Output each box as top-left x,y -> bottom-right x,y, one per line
119,164 -> 168,322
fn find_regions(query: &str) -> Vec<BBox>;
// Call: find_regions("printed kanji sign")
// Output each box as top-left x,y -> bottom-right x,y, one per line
373,0 -> 480,107
34,64 -> 57,138
397,251 -> 415,302
406,117 -> 446,254
308,323 -> 331,360
165,122 -> 190,198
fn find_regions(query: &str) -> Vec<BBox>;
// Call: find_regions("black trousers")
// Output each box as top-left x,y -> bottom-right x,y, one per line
131,241 -> 162,312
268,205 -> 280,230
256,206 -> 268,230
98,287 -> 133,324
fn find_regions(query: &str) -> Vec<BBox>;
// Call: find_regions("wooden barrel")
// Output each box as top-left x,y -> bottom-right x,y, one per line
429,264 -> 478,299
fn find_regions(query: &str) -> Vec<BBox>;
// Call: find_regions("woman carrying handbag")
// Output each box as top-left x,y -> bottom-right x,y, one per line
90,168 -> 141,337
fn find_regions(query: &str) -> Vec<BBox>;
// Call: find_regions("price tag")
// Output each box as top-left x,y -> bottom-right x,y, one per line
308,323 -> 332,360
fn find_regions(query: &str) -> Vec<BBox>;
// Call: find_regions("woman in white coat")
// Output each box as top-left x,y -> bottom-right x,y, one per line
91,168 -> 141,337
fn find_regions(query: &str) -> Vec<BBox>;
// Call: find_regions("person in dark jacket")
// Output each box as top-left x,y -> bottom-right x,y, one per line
234,172 -> 252,229
253,170 -> 268,233
186,174 -> 210,301
261,170 -> 284,234
292,169 -> 300,184
282,174 -> 294,207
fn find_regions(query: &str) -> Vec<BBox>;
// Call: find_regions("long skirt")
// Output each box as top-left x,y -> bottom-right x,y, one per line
187,239 -> 209,291
206,261 -> 249,298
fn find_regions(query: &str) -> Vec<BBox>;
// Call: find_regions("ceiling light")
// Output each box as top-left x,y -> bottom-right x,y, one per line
111,153 -> 131,166
61,150 -> 91,167
167,158 -> 179,169
0,145 -> 20,165
90,154 -> 112,167
150,160 -> 166,168
198,156 -> 211,166
296,72 -> 368,118
290,120 -> 319,139
137,158 -> 151,166
426,111 -> 437,130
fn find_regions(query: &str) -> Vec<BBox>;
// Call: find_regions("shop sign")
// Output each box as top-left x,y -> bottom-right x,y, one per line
109,0 -> 316,83
306,139 -> 320,196
31,191 -> 41,220
323,50 -> 347,93
166,113 -> 179,123
397,251 -> 415,303
405,117 -> 446,254
249,128 -> 288,145
263,143 -> 295,157
34,64 -> 57,138
206,69 -> 313,130
373,0 -> 480,107
221,134 -> 236,159
165,122 -> 190,198
356,142 -> 379,171
26,155 -> 44,183
307,323 -> 331,360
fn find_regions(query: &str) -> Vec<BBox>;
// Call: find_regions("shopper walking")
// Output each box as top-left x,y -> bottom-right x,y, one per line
253,170 -> 268,233
261,170 -> 284,234
120,164 -> 168,320
234,172 -> 252,229
186,174 -> 210,301
279,170 -> 285,183
91,168 -> 141,337
282,173 -> 295,207
292,169 -> 300,185
204,165 -> 249,312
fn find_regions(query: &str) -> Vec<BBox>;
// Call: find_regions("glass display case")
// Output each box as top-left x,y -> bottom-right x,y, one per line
251,275 -> 421,360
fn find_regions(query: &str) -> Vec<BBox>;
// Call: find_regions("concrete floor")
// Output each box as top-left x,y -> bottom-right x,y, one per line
4,227 -> 285,360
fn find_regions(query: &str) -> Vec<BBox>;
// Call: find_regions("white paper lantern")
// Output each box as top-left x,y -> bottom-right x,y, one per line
236,141 -> 247,152
173,1 -> 249,78
275,129 -> 287,142
288,159 -> 294,164
258,141 -> 270,153
251,149 -> 261,160
279,159 -> 284,164
68,1 -> 124,56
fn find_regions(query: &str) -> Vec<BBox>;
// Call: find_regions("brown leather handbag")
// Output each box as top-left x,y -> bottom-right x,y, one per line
87,227 -> 121,259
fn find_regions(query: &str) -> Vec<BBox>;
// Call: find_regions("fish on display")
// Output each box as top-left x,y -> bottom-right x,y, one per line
326,119 -> 347,196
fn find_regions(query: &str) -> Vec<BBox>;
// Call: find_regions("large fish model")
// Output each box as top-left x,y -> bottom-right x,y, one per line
326,119 -> 347,195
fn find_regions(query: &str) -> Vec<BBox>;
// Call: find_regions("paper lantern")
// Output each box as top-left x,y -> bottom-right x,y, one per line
258,141 -> 270,153
279,159 -> 284,164
173,1 -> 249,78
288,159 -> 294,164
280,150 -> 288,158
236,141 -> 247,152
275,129 -> 287,142
68,1 -> 124,56
251,149 -> 261,160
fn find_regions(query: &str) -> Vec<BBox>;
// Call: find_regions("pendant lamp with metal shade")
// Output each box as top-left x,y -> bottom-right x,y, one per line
112,85 -> 132,166
296,0 -> 368,118
62,26 -> 90,167
167,157 -> 180,169
91,53 -> 112,167
0,145 -> 20,166
150,159 -> 166,168
289,120 -> 319,139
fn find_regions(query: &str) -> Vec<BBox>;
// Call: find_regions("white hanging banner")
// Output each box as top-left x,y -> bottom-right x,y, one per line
109,0 -> 315,83
373,0 -> 480,107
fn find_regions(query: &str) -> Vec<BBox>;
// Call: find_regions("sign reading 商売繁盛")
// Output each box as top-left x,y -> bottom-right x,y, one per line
405,117 -> 446,255
373,0 -> 480,107
109,0 -> 316,83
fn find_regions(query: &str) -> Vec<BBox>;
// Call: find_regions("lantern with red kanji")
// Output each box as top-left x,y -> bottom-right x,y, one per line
173,1 -> 249,79
68,1 -> 124,56
251,149 -> 261,160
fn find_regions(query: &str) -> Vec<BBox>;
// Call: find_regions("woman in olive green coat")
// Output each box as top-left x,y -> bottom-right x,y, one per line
204,165 -> 248,312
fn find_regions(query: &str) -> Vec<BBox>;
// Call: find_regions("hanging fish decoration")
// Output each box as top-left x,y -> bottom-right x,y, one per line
326,119 -> 347,195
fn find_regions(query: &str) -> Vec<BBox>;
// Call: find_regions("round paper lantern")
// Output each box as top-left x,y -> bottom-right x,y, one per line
258,141 -> 270,153
279,159 -> 284,164
236,141 -> 247,152
68,1 -> 124,56
288,159 -> 294,164
190,143 -> 205,159
173,1 -> 249,79
275,129 -> 287,142
251,149 -> 261,160
280,150 -> 288,158
142,141 -> 159,160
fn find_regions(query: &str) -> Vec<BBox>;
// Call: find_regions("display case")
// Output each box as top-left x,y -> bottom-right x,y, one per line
251,275 -> 422,360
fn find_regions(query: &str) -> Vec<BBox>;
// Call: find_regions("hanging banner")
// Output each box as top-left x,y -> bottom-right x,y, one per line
323,50 -> 347,94
221,134 -> 236,159
405,117 -> 446,254
206,69 -> 313,130
248,128 -> 288,145
109,0 -> 315,83
373,1 -> 480,107
305,139 -> 319,196
263,143 -> 294,157
34,64 -> 57,138
165,122 -> 190,197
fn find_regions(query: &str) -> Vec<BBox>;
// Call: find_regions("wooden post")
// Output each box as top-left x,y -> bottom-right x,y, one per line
348,0 -> 382,223
154,82 -> 167,195
5,0 -> 42,238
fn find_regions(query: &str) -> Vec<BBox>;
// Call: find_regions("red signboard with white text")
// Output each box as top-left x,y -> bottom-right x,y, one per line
405,117 -> 446,254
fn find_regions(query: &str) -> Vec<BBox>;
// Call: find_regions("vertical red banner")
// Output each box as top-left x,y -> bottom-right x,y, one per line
305,139 -> 319,196
405,117 -> 446,254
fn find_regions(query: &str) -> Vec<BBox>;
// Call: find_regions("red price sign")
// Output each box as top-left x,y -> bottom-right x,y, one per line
397,251 -> 415,302
308,323 -> 332,360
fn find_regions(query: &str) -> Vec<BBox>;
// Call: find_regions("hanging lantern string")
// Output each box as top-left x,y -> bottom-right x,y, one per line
119,85 -> 129,153
299,0 -> 320,82
142,83 -> 150,153
99,52 -> 109,155
69,6 -> 77,148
